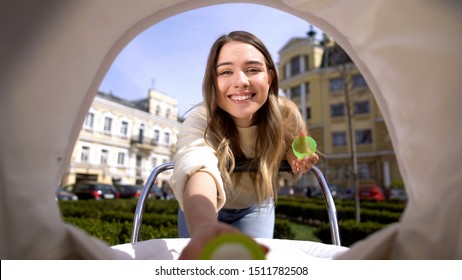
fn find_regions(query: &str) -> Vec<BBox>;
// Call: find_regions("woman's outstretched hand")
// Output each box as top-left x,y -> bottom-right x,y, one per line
179,222 -> 239,260
178,222 -> 268,260
287,131 -> 319,174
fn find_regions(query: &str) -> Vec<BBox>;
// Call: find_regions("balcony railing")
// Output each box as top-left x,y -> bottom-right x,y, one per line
130,137 -> 154,150
130,136 -> 176,152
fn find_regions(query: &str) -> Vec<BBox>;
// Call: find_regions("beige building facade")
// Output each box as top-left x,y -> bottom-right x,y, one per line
61,89 -> 181,187
278,31 -> 402,190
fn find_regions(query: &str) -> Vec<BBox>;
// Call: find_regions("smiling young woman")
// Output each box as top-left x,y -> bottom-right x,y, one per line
170,31 -> 319,259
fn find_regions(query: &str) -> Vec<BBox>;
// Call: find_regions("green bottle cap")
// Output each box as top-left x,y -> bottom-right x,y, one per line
199,233 -> 266,260
292,136 -> 317,159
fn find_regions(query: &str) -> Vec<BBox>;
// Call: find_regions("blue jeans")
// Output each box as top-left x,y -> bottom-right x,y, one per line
177,200 -> 275,238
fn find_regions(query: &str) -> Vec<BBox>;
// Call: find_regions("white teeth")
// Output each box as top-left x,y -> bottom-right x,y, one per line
231,95 -> 251,101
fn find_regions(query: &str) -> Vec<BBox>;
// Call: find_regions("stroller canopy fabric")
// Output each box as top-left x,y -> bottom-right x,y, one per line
1,0 -> 461,259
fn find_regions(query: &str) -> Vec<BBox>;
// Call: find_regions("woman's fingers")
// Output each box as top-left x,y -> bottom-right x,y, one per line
302,157 -> 312,172
309,153 -> 319,165
290,152 -> 319,174
290,159 -> 299,173
294,154 -> 319,174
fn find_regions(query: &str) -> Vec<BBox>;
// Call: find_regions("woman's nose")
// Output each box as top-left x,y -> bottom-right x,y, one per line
234,71 -> 250,88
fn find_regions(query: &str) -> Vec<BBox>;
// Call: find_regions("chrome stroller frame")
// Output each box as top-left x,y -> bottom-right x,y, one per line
131,161 -> 341,246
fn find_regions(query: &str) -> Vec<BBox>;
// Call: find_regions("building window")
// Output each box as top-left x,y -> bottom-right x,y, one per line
138,124 -> 145,143
303,55 -> 309,72
329,77 -> 344,92
152,157 -> 158,168
331,103 -> 345,117
155,105 -> 161,116
136,154 -> 142,168
81,146 -> 90,162
84,112 -> 94,129
100,149 -> 108,164
306,107 -> 311,120
153,129 -> 160,144
332,131 -> 347,146
332,164 -> 349,180
358,163 -> 372,179
290,56 -> 301,76
166,108 -> 171,118
164,132 -> 170,145
136,154 -> 142,177
304,82 -> 310,101
117,152 -> 125,165
352,74 -> 367,88
356,129 -> 372,144
290,85 -> 301,100
120,121 -> 128,137
283,63 -> 289,80
354,101 -> 370,114
104,116 -> 112,133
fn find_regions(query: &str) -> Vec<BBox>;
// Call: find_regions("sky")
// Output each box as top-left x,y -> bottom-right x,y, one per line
98,3 -> 324,116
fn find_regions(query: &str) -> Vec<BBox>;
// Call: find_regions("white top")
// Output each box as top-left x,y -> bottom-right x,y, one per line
171,105 -> 284,210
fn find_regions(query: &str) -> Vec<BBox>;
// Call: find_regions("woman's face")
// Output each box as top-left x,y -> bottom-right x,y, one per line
215,41 -> 273,128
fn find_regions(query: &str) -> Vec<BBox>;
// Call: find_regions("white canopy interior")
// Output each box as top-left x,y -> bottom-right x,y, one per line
1,0 -> 461,259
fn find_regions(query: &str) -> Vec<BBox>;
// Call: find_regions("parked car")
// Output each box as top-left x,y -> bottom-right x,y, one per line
278,185 -> 306,197
149,186 -> 163,200
61,184 -> 75,193
327,185 -> 344,199
72,182 -> 119,200
56,187 -> 78,201
114,184 -> 142,199
387,188 -> 408,201
310,185 -> 344,199
358,185 -> 385,201
342,188 -> 354,200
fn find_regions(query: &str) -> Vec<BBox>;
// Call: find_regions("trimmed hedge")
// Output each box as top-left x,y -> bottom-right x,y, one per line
59,199 -> 296,245
276,197 -> 404,247
276,197 -> 404,225
63,216 -> 178,245
315,220 -> 388,247
60,200 -> 179,245
59,197 -> 404,247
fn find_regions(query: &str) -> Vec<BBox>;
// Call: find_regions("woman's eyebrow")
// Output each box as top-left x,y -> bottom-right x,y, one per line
216,61 -> 233,68
216,60 -> 264,68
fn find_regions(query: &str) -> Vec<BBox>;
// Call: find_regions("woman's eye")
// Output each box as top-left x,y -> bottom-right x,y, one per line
247,68 -> 261,73
219,70 -> 232,75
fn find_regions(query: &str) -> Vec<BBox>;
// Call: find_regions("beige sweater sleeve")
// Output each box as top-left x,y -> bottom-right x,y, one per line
169,105 -> 226,211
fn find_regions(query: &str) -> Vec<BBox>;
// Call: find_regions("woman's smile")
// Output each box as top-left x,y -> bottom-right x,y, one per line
228,92 -> 256,102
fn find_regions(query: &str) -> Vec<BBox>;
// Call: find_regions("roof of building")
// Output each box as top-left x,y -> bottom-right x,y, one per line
320,43 -> 352,68
96,91 -> 149,112
278,37 -> 307,53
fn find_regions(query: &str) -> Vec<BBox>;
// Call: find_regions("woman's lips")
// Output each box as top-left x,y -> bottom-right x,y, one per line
228,93 -> 256,102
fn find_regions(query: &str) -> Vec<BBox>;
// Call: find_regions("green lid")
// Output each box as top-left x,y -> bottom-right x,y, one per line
292,136 -> 317,159
199,233 -> 266,260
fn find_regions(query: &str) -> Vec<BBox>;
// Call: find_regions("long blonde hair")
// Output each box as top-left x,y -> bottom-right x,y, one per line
202,31 -> 305,205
